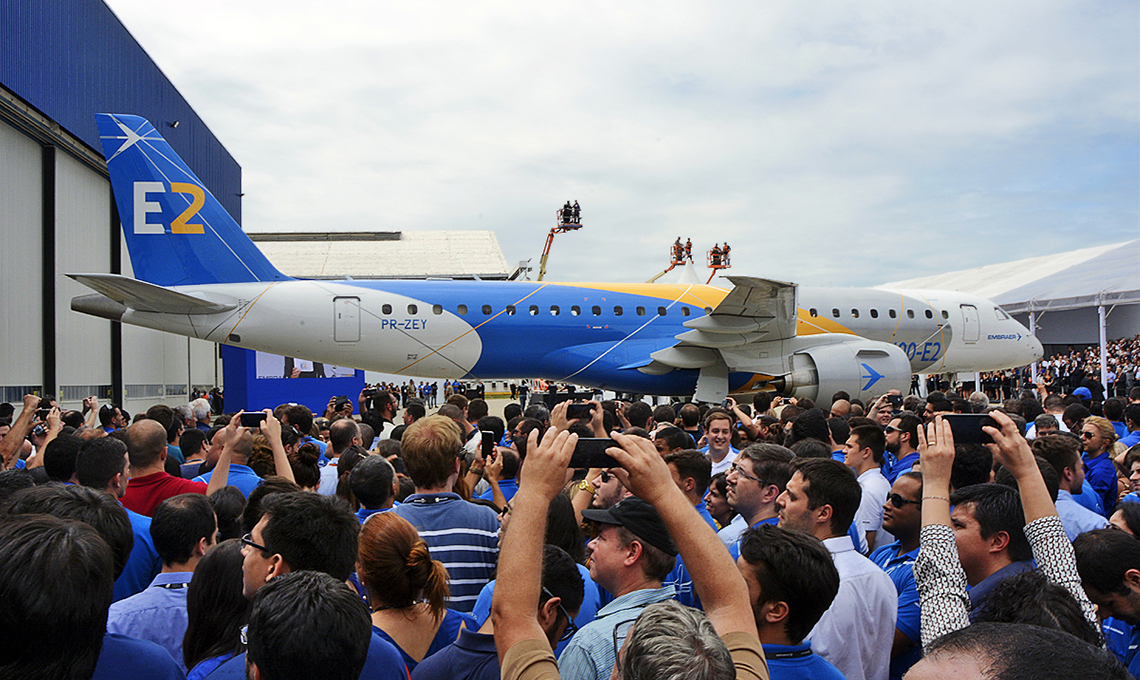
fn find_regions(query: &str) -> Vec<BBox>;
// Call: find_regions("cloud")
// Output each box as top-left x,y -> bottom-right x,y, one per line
107,0 -> 1138,287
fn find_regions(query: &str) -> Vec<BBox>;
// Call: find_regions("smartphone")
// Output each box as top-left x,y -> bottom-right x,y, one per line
942,414 -> 1024,445
335,396 -> 349,410
721,399 -> 733,409
35,408 -> 50,419
362,388 -> 378,398
240,412 -> 267,428
566,403 -> 595,420
887,394 -> 903,407
568,438 -> 621,469
481,430 -> 495,459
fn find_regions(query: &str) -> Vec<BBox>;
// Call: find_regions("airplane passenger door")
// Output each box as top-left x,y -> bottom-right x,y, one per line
334,296 -> 360,342
961,304 -> 979,344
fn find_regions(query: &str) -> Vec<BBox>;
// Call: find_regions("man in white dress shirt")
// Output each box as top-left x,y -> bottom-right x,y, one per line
777,457 -> 896,680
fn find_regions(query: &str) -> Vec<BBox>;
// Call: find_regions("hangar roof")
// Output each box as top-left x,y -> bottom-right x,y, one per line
879,240 -> 1140,313
249,231 -> 512,280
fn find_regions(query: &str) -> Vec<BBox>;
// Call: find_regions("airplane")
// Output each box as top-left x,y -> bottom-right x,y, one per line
70,114 -> 1044,404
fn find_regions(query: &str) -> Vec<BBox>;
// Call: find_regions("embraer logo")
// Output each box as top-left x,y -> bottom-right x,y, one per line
987,334 -> 1022,341
861,363 -> 884,392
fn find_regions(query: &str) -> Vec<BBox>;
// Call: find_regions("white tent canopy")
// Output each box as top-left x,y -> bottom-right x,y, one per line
881,240 -> 1140,388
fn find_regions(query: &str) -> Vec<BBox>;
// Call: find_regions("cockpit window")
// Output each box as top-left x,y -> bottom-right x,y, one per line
995,307 -> 1011,320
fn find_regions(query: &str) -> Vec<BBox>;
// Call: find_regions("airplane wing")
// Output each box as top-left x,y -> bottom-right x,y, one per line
67,273 -> 236,314
648,276 -> 797,369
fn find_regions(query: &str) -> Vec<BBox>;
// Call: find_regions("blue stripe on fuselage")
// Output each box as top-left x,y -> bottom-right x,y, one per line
335,280 -> 705,393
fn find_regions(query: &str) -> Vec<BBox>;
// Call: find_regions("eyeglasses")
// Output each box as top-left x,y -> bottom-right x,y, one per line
599,470 -> 613,484
1080,431 -> 1096,440
542,586 -> 578,642
240,532 -> 272,555
499,504 -> 512,517
884,425 -> 901,434
887,493 -> 920,508
729,462 -> 764,484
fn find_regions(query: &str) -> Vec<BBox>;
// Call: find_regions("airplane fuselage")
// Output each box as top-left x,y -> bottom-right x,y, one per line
110,278 -> 1042,397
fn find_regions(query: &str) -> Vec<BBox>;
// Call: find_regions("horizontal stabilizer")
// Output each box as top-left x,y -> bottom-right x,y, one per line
67,274 -> 236,314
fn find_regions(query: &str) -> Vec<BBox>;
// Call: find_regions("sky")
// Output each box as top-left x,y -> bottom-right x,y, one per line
104,0 -> 1139,289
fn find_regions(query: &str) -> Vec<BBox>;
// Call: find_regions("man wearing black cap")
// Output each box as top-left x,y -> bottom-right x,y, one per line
557,497 -> 678,680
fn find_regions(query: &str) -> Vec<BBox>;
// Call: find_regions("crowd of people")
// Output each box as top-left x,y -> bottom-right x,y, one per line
2,372 -> 1140,680
979,334 -> 1140,402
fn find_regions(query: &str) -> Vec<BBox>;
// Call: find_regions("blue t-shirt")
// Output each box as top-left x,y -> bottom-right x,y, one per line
1083,451 -> 1118,516
476,478 -> 519,504
1104,617 -> 1140,677
869,541 -> 922,680
192,464 -> 263,498
91,632 -> 184,680
373,609 -> 475,673
113,504 -> 162,602
763,642 -> 845,680
203,632 -> 405,680
410,627 -> 497,680
470,562 -> 600,658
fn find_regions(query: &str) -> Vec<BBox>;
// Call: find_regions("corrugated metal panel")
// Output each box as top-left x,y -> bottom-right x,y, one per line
55,150 -> 113,388
0,0 -> 242,221
251,231 -> 512,279
0,122 -> 44,384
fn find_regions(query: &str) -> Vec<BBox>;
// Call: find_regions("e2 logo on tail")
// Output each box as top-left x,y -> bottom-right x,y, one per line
133,181 -> 205,234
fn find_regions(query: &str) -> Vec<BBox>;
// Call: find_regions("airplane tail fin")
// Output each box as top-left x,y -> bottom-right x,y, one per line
95,113 -> 289,286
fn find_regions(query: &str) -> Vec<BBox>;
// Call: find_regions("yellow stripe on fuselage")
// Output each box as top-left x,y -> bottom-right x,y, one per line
550,282 -> 856,337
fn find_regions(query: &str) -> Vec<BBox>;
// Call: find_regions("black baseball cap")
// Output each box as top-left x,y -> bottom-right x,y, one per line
581,497 -> 677,557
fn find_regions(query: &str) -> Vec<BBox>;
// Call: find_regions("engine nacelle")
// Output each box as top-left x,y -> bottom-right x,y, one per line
773,338 -> 912,403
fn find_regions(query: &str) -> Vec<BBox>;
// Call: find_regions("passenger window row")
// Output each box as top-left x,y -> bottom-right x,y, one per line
807,307 -> 950,321
378,303 -> 705,317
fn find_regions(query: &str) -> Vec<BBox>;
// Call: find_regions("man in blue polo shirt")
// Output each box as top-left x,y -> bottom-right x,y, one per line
349,455 -> 399,524
193,412 -> 283,497
75,437 -> 162,602
412,545 -> 584,680
737,524 -> 845,680
1074,529 -> 1140,677
869,471 -> 924,680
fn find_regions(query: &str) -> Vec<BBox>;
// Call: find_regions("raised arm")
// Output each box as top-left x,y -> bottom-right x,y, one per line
1,395 -> 40,470
984,410 -> 1097,628
913,416 -> 971,648
260,411 -> 296,484
493,427 -> 578,661
607,431 -> 758,639
205,412 -> 242,496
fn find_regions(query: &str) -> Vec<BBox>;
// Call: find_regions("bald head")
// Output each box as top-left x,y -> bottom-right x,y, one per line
830,399 -> 851,418
329,419 -> 361,456
125,419 -> 167,470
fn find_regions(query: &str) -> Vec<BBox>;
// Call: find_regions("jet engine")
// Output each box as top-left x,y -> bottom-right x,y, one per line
764,338 -> 911,403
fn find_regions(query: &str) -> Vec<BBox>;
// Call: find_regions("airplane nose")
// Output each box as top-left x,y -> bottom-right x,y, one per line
1026,334 -> 1043,363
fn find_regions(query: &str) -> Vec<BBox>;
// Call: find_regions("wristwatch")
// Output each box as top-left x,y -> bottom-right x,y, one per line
577,479 -> 595,495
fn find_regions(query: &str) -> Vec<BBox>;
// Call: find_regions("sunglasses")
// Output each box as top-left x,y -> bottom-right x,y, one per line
887,493 -> 920,508
1080,431 -> 1096,439
542,586 -> 578,642
884,425 -> 901,433
599,470 -> 613,484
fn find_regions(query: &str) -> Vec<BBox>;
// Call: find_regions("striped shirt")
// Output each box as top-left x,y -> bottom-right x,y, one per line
394,493 -> 499,614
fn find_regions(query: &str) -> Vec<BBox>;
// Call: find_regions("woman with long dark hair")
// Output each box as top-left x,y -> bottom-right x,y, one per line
182,539 -> 250,680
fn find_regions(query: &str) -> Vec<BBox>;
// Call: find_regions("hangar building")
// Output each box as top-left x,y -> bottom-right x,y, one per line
0,0 -> 507,416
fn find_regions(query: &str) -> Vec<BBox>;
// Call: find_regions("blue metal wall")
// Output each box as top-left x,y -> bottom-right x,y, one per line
0,0 -> 242,220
